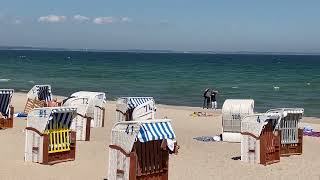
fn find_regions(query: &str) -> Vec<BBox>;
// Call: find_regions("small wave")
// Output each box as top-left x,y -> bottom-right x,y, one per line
20,89 -> 28,92
0,79 -> 10,82
273,86 -> 280,90
28,80 -> 35,84
231,86 -> 238,89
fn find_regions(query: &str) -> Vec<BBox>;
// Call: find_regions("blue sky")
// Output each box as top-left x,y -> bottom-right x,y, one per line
1,0 -> 320,52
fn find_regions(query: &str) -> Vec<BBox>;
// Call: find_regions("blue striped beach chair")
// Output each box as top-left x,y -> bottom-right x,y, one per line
116,97 -> 156,122
25,107 -> 77,165
108,119 -> 179,180
0,89 -> 14,129
24,85 -> 54,114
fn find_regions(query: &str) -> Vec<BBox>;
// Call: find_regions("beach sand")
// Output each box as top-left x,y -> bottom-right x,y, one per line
0,93 -> 320,180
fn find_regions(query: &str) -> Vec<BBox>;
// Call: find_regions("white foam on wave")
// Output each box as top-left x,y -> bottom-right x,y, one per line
28,80 -> 35,84
0,79 -> 10,82
231,86 -> 238,89
307,82 -> 311,86
273,86 -> 280,90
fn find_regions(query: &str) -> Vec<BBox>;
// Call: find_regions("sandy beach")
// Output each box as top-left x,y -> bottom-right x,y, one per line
0,92 -> 320,180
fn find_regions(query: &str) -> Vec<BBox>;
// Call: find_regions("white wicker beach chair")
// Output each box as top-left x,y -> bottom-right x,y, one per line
241,112 -> 282,165
116,97 -> 156,122
266,108 -> 304,156
0,89 -> 14,129
69,91 -> 106,128
25,107 -> 77,165
108,119 -> 178,180
63,97 -> 92,141
221,99 -> 254,142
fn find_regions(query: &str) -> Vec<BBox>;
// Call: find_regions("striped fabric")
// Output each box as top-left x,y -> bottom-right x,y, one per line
127,97 -> 153,109
46,108 -> 76,130
137,121 -> 175,142
37,85 -> 52,102
0,89 -> 14,116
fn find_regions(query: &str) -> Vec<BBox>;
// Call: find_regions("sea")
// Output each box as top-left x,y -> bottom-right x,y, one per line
0,50 -> 319,117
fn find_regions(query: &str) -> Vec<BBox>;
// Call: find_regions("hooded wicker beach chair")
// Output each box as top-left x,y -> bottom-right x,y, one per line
24,85 -> 54,114
241,112 -> 282,165
0,89 -> 14,129
116,97 -> 156,122
68,91 -> 106,128
221,99 -> 254,142
108,119 -> 178,180
25,107 -> 77,165
63,96 -> 92,141
266,108 -> 304,156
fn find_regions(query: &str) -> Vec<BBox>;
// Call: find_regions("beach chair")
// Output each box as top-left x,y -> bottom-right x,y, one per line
266,108 -> 304,156
221,99 -> 254,142
24,85 -> 53,114
108,119 -> 178,180
25,107 -> 77,165
241,113 -> 281,165
68,91 -> 106,128
0,89 -> 14,129
116,97 -> 156,122
63,96 -> 92,141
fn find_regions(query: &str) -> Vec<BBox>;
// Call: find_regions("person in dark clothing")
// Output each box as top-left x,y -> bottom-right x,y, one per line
203,88 -> 211,109
211,89 -> 218,109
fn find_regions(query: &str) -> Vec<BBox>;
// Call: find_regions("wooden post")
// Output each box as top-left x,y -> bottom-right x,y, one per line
42,134 -> 49,165
129,152 -> 137,180
101,107 -> 105,127
85,117 -> 91,141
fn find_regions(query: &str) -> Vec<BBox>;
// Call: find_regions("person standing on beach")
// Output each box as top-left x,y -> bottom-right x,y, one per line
203,88 -> 211,109
211,89 -> 218,110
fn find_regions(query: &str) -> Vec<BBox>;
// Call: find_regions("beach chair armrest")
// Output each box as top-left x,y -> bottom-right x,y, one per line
109,145 -> 131,157
25,127 -> 44,136
95,106 -> 105,110
9,105 -> 14,118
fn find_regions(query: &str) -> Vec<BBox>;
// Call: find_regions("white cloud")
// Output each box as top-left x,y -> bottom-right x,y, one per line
121,17 -> 131,22
38,15 -> 66,23
73,15 -> 90,22
13,19 -> 22,24
93,17 -> 115,24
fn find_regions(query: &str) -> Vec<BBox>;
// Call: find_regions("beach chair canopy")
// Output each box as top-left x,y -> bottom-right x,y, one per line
241,113 -> 282,138
222,99 -> 254,133
266,108 -> 304,118
63,97 -> 90,115
111,119 -> 175,153
117,97 -> 154,111
71,91 -> 106,105
27,107 -> 77,132
27,85 -> 52,102
0,89 -> 14,116
68,91 -> 106,115
266,108 -> 304,144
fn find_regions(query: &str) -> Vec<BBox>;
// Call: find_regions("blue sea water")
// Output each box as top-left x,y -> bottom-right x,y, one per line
0,50 -> 319,117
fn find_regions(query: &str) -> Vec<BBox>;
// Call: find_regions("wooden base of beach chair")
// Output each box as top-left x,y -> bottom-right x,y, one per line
0,106 -> 14,129
24,99 -> 46,114
259,123 -> 280,165
110,140 -> 178,180
241,122 -> 280,166
42,131 -> 76,165
280,129 -> 303,156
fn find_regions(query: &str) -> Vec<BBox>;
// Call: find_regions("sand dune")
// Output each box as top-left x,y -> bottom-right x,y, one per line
0,93 -> 319,180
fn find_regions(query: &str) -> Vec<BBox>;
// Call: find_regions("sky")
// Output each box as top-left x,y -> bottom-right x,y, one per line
1,0 -> 320,52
